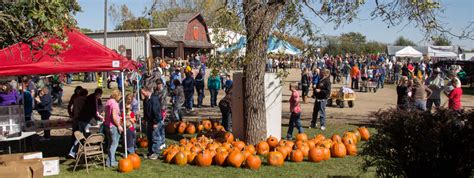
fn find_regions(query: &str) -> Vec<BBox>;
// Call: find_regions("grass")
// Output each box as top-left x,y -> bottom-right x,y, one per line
49,123 -> 376,178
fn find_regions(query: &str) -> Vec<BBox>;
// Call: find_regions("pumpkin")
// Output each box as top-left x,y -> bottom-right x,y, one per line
187,152 -> 197,164
245,155 -> 261,170
195,150 -> 213,167
179,138 -> 188,146
128,154 -> 141,169
308,147 -> 324,162
267,135 -> 279,149
227,151 -> 245,168
186,123 -> 196,134
165,149 -> 179,163
267,151 -> 285,166
224,132 -> 234,143
345,140 -> 357,156
244,145 -> 256,155
241,150 -> 252,160
314,134 -> 326,142
207,142 -> 219,151
256,141 -> 270,155
214,151 -> 229,166
139,139 -> 148,148
342,136 -> 355,146
118,158 -> 134,173
320,139 -> 333,149
222,142 -> 233,151
322,147 -> 331,161
197,124 -> 204,132
358,127 -> 370,141
216,146 -> 227,153
202,120 -> 212,131
331,134 -> 342,142
283,146 -> 293,158
299,145 -> 310,158
290,149 -> 304,162
166,122 -> 176,134
296,133 -> 308,142
352,129 -> 362,142
190,145 -> 202,153
331,142 -> 347,158
174,151 -> 188,166
307,140 -> 316,149
232,140 -> 246,151
177,122 -> 187,134
285,140 -> 295,149
343,132 -> 358,144
276,146 -> 289,160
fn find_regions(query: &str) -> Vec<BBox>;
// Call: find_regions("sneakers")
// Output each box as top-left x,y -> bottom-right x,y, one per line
159,144 -> 166,150
321,126 -> 326,131
148,154 -> 158,160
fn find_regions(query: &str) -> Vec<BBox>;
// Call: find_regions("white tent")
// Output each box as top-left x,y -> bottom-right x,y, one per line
428,47 -> 458,58
395,46 -> 423,58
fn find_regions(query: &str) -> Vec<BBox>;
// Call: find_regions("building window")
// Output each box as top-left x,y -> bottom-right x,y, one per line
193,26 -> 199,40
126,49 -> 132,60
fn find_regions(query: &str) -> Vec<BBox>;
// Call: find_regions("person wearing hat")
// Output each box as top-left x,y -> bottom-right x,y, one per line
444,71 -> 461,96
424,67 -> 444,112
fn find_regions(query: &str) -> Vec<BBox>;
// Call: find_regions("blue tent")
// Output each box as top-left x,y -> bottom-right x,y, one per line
217,36 -> 301,55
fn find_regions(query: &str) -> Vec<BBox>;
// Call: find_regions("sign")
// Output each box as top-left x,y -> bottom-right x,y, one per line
112,60 -> 120,68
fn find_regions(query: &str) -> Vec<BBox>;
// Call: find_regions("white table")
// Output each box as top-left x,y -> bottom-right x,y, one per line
0,131 -> 36,154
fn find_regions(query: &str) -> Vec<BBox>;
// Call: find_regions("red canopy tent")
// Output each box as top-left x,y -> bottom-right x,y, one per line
0,29 -> 137,76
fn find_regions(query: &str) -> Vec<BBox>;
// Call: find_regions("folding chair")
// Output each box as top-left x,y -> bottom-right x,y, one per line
73,132 -> 105,173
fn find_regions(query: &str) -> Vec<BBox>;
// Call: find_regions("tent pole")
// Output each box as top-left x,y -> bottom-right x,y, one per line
136,72 -> 142,134
121,71 -> 128,158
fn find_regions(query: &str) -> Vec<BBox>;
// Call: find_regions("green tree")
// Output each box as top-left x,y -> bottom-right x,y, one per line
431,35 -> 451,46
0,0 -> 81,52
79,28 -> 93,33
394,36 -> 417,46
340,32 -> 366,45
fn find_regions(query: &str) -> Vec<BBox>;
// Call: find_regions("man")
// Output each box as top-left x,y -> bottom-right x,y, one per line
311,69 -> 331,130
444,71 -> 461,96
195,70 -> 205,108
425,68 -> 444,112
218,90 -> 232,132
182,72 -> 195,112
223,74 -> 233,93
350,65 -> 360,89
141,85 -> 164,160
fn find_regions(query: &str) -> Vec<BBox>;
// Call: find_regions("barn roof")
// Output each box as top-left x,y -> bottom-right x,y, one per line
150,35 -> 177,47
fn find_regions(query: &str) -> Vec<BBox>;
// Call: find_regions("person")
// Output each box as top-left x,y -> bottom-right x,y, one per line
97,72 -> 103,88
350,65 -> 360,89
22,83 -> 33,121
195,70 -> 205,108
310,69 -> 331,130
103,90 -> 123,167
156,80 -> 167,122
35,87 -> 53,141
300,68 -> 311,103
67,86 -> 83,118
287,83 -> 303,140
68,88 -> 88,158
208,70 -> 221,107
447,79 -> 462,111
360,65 -> 368,92
182,72 -> 195,111
411,78 -> 432,111
342,61 -> 351,86
124,103 -> 136,154
117,73 -> 123,91
51,77 -> 63,105
424,68 -> 444,112
0,83 -> 18,106
172,80 -> 185,121
396,76 -> 410,110
311,68 -> 320,98
376,64 -> 386,89
223,74 -> 233,93
169,69 -> 182,91
141,85 -> 164,160
218,89 -> 232,132
444,71 -> 461,95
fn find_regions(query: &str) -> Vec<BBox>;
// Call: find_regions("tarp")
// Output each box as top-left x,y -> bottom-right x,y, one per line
0,29 -> 137,76
395,46 -> 423,58
217,36 -> 301,55
428,47 -> 458,58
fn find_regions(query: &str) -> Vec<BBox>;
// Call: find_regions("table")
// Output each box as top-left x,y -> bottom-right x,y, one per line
0,131 -> 36,154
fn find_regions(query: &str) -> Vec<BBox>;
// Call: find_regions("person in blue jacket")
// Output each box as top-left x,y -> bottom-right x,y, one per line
182,72 -> 195,111
208,70 -> 221,107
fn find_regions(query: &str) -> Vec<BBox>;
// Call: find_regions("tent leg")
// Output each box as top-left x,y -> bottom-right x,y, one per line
121,71 -> 128,158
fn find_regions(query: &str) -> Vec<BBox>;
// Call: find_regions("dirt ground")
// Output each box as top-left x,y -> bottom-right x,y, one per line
43,69 -> 474,136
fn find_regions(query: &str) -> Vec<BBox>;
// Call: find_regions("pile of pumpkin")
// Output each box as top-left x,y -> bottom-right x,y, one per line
118,153 -> 142,173
161,127 -> 370,170
166,119 -> 228,136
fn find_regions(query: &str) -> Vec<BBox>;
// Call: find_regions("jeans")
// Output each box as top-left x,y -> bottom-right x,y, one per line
69,121 -> 91,157
311,99 -> 327,127
351,77 -> 359,89
426,99 -> 441,111
196,87 -> 204,107
38,111 -> 51,138
345,73 -> 350,86
220,106 -> 232,132
377,75 -> 385,88
414,99 -> 427,111
52,91 -> 63,105
67,73 -> 72,84
126,128 -> 136,154
105,125 -> 120,167
172,102 -> 182,122
287,112 -> 303,139
146,121 -> 165,155
209,89 -> 218,107
394,73 -> 400,84
184,91 -> 194,110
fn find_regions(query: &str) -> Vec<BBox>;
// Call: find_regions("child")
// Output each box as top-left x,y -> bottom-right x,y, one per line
124,104 -> 136,154
172,79 -> 185,122
287,83 -> 303,140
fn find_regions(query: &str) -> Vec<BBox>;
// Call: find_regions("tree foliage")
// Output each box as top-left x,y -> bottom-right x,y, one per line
272,31 -> 306,50
323,33 -> 386,56
431,35 -> 452,46
0,0 -> 81,48
394,36 -> 417,46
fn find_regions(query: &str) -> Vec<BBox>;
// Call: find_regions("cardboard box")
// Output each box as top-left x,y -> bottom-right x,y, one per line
0,153 -> 25,162
23,152 -> 43,160
41,157 -> 59,176
0,159 -> 44,178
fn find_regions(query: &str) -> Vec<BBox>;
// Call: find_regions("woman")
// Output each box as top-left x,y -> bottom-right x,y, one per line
0,83 -> 18,106
35,87 -> 52,141
411,78 -> 432,111
287,83 -> 303,140
396,76 -> 410,110
300,68 -> 310,103
208,70 -> 221,107
104,90 -> 123,167
448,79 -> 462,111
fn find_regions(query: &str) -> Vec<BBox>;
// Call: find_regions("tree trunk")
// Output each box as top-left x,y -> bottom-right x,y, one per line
243,1 -> 284,145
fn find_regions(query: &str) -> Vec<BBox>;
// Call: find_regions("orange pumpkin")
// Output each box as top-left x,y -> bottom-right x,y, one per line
244,145 -> 256,155
331,134 -> 342,142
276,146 -> 289,160
232,140 -> 246,151
177,122 -> 187,134
285,140 -> 295,149
186,123 -> 196,134
221,142 -> 233,150
224,132 -> 235,143
187,152 -> 197,164
296,133 -> 308,142
345,140 -> 357,156
299,145 -> 310,158
197,124 -> 204,132
322,147 -> 331,161
227,151 -> 245,168
342,136 -> 355,145
358,127 -> 370,141
179,138 -> 188,146
202,120 -> 212,131
331,142 -> 347,158
245,155 -> 261,170
314,134 -> 326,141
320,139 -> 333,149
128,153 -> 141,169
139,139 -> 148,148
165,149 -> 179,163
308,147 -> 324,162
174,151 -> 188,166
267,135 -> 279,149
256,141 -> 270,155
241,150 -> 252,160
307,140 -> 316,149
290,149 -> 304,162
214,151 -> 229,166
352,129 -> 362,142
343,131 -> 358,144
118,158 -> 134,173
267,151 -> 285,166
195,150 -> 213,167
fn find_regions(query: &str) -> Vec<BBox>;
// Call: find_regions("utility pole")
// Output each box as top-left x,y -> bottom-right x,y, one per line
103,0 -> 108,88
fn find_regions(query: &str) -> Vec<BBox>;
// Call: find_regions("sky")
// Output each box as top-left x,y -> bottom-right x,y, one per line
75,0 -> 474,49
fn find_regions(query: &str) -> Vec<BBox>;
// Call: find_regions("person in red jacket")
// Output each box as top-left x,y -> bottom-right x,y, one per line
448,79 -> 462,111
